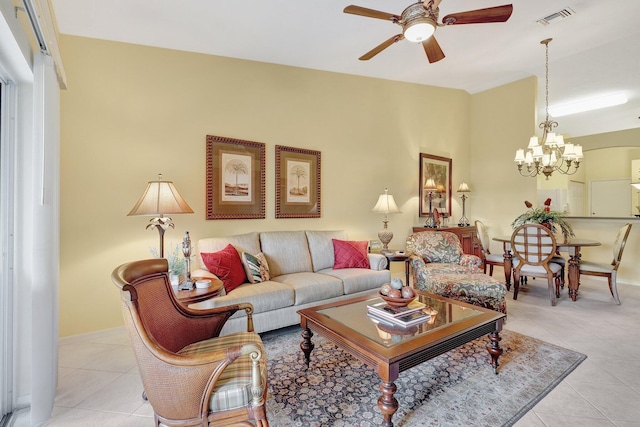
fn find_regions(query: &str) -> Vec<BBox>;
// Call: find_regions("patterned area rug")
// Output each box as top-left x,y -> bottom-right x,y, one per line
261,327 -> 586,427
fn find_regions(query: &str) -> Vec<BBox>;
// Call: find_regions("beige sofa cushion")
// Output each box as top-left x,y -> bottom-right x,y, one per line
318,268 -> 390,294
272,272 -> 344,305
305,230 -> 349,272
259,231 -> 313,276
196,232 -> 261,272
193,281 -> 294,314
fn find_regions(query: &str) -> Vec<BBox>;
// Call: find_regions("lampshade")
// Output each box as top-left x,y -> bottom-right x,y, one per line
424,178 -> 437,191
128,174 -> 193,258
372,189 -> 402,214
457,181 -> 470,193
128,176 -> 194,216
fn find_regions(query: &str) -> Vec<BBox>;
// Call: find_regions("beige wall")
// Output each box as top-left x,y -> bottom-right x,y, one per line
59,36 -> 476,336
59,35 -> 639,338
468,77 -> 538,244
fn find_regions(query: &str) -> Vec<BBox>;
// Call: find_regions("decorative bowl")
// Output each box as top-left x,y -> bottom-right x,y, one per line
379,291 -> 416,308
195,279 -> 211,289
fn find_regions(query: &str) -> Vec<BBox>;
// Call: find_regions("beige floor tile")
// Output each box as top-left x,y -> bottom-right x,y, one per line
118,415 -> 155,427
88,331 -> 132,346
54,369 -> 123,408
77,373 -> 147,414
132,401 -> 155,417
530,382 -> 605,419
58,342 -> 123,369
588,358 -> 640,388
564,358 -> 624,386
570,382 -> 640,423
81,345 -> 138,373
535,413 -> 617,427
48,407 -> 131,426
512,411 -> 546,427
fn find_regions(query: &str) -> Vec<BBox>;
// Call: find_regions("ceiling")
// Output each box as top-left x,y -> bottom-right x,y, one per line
50,0 -> 640,138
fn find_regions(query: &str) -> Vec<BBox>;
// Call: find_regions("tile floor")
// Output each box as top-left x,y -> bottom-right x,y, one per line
43,269 -> 640,426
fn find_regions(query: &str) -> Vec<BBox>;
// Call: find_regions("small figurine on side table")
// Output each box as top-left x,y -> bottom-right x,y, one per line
178,231 -> 194,290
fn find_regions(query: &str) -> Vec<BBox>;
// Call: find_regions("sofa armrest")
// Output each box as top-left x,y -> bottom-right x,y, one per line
367,253 -> 388,270
460,254 -> 482,269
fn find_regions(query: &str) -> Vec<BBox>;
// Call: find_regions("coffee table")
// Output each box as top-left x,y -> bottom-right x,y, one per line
298,292 -> 506,427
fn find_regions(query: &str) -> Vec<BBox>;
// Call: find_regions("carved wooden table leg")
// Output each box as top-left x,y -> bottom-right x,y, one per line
486,330 -> 503,374
300,327 -> 314,368
378,381 -> 398,427
502,245 -> 513,290
567,251 -> 581,302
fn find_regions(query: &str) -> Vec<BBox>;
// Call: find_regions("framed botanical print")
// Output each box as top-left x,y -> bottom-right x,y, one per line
206,134 -> 265,219
275,145 -> 321,218
419,153 -> 452,217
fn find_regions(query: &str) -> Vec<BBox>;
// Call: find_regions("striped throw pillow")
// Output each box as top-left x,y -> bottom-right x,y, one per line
241,252 -> 271,284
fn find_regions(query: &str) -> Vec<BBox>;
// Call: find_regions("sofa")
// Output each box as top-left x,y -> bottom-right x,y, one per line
406,231 -> 508,314
190,230 -> 391,335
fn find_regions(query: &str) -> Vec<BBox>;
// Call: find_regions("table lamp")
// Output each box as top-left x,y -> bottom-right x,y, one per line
457,181 -> 470,226
423,178 -> 438,228
371,188 -> 402,253
128,174 -> 194,257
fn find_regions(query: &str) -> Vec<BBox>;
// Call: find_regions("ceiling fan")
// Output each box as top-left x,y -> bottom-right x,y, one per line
343,0 -> 513,63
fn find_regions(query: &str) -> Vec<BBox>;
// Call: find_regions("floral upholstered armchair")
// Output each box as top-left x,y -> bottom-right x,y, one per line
406,231 -> 507,313
406,231 -> 482,274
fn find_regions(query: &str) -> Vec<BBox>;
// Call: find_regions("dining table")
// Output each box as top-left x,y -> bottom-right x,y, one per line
492,235 -> 601,302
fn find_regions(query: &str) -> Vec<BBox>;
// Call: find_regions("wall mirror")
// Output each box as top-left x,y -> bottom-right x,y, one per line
537,145 -> 640,218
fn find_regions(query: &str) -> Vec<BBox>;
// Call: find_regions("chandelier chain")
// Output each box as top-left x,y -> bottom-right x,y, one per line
545,39 -> 549,121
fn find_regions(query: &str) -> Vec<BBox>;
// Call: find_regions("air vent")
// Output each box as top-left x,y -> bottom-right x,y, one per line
537,8 -> 575,26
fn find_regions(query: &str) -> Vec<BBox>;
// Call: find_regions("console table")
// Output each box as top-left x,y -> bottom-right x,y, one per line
412,225 -> 482,258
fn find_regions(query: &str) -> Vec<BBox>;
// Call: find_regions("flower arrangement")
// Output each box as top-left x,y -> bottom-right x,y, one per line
149,243 -> 190,276
511,198 -> 575,241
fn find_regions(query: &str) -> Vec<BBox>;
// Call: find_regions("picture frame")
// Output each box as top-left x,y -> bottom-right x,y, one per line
419,153 -> 452,217
275,145 -> 321,218
206,134 -> 265,220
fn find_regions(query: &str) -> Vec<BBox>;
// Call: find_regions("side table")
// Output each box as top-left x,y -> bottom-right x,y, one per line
173,277 -> 224,305
382,251 -> 410,285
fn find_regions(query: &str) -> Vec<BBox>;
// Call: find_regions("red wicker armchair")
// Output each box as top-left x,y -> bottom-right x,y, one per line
111,258 -> 269,427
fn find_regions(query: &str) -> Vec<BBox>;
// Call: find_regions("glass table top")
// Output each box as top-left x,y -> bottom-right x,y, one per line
317,294 -> 483,348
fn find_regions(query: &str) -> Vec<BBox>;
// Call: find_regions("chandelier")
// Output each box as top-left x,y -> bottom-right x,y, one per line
514,38 -> 583,179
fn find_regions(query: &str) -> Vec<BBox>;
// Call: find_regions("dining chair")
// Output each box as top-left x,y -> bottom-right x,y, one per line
510,224 -> 564,306
475,220 -> 509,277
578,223 -> 632,305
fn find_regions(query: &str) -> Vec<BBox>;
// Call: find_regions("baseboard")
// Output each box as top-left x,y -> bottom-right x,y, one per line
58,326 -> 127,345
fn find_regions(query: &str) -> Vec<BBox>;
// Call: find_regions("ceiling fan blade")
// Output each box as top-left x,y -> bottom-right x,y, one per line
359,34 -> 404,60
344,5 -> 401,22
422,36 -> 445,63
442,4 -> 513,25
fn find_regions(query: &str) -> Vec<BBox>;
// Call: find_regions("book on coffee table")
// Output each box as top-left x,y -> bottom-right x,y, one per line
367,310 -> 431,328
367,300 -> 426,318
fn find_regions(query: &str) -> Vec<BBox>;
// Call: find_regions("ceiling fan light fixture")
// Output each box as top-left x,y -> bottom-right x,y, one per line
403,18 -> 436,42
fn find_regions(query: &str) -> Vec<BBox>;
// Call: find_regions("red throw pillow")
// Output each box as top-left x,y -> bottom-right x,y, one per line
332,239 -> 370,269
200,244 -> 246,293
